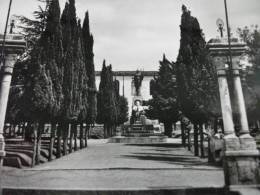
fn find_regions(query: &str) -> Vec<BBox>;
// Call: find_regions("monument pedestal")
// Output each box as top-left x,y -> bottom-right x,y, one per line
108,119 -> 167,144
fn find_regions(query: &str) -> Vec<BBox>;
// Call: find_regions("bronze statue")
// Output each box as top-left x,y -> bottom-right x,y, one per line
133,70 -> 143,96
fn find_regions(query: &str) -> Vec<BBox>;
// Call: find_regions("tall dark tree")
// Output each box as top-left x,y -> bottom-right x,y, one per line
60,0 -> 88,153
117,96 -> 129,125
82,12 -> 97,135
146,54 -> 179,137
176,5 -> 220,156
113,79 -> 128,126
21,0 -> 64,164
97,61 -> 118,138
74,19 -> 88,149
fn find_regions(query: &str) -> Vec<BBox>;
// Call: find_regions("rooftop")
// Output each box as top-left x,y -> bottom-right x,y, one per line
95,71 -> 158,77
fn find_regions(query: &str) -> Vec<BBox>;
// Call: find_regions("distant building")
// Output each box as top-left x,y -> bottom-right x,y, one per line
95,71 -> 157,116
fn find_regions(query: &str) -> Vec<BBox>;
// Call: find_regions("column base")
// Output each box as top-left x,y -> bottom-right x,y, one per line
0,134 -> 5,158
239,133 -> 257,150
223,134 -> 240,151
223,134 -> 260,186
0,134 -> 5,168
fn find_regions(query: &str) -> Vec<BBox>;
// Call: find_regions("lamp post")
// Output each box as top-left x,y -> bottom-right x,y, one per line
224,0 -> 251,136
1,0 -> 13,66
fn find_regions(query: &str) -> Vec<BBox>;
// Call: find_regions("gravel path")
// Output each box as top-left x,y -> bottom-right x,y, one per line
2,139 -> 225,189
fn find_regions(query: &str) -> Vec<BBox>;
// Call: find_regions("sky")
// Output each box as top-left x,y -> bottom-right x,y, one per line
0,0 -> 260,71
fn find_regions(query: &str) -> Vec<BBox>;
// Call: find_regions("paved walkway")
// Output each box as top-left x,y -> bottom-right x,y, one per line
2,139 -> 225,190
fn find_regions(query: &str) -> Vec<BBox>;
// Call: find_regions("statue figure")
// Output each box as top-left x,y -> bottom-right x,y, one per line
131,99 -> 145,124
133,70 -> 143,96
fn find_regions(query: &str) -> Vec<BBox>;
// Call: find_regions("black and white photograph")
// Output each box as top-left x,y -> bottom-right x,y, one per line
0,0 -> 260,194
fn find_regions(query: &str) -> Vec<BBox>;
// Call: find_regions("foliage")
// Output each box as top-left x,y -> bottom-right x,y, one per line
15,0 -> 51,50
82,11 -> 97,125
175,5 -> 220,125
21,0 -> 63,123
237,26 -> 260,122
60,0 -> 88,122
96,61 -> 118,127
146,55 -> 179,137
113,79 -> 128,125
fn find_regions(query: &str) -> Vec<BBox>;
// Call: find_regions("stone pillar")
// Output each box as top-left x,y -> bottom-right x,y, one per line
0,54 -> 17,163
232,57 -> 250,135
207,37 -> 259,186
0,34 -> 26,191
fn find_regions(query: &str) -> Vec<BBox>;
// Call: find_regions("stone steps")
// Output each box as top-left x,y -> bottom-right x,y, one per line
108,136 -> 168,144
124,133 -> 156,137
125,130 -> 154,133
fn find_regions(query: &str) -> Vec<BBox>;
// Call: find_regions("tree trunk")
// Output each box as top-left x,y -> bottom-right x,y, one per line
22,122 -> 26,139
62,123 -> 69,155
24,122 -> 32,142
208,135 -> 214,163
187,128 -> 191,151
9,124 -> 13,137
199,123 -> 205,158
164,122 -> 173,138
103,124 -> 107,138
12,124 -> 16,137
194,123 -> 199,156
106,124 -> 111,138
181,122 -> 186,146
74,123 -> 78,151
87,125 -> 90,139
31,123 -> 38,167
48,123 -> 56,161
80,123 -> 84,149
17,124 -> 22,136
85,125 -> 89,148
56,123 -> 62,158
36,122 -> 44,165
213,117 -> 218,134
69,123 -> 75,153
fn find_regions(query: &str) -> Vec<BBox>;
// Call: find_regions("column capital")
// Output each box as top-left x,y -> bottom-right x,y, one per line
0,34 -> 26,55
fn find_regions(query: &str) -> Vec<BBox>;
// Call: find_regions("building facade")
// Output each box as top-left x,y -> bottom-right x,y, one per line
95,71 -> 157,117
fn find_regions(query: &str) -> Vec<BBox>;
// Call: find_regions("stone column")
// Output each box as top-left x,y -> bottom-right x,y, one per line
0,54 -> 17,161
0,34 -> 26,192
232,57 -> 250,135
207,37 -> 259,186
214,64 -> 235,136
209,42 -> 240,154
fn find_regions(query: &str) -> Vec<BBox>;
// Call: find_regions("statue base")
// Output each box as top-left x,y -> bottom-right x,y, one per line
109,119 -> 166,144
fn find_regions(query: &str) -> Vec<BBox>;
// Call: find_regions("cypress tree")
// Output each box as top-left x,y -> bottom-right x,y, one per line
97,61 -> 117,137
117,96 -> 129,126
113,79 -> 128,126
21,0 -> 63,164
75,19 -> 88,150
82,11 -> 97,141
146,54 -> 179,137
60,0 -> 90,152
60,0 -> 81,153
176,5 -> 219,156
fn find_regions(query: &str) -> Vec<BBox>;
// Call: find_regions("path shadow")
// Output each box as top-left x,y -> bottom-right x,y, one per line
121,153 -> 208,166
124,143 -> 183,148
121,143 -> 212,167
